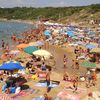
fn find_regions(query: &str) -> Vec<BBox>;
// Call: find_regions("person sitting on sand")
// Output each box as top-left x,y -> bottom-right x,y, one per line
72,76 -> 78,93
44,93 -> 52,100
63,71 -> 69,81
41,62 -> 46,71
91,71 -> 96,86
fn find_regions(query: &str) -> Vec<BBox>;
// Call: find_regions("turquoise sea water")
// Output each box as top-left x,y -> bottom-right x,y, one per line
0,20 -> 34,46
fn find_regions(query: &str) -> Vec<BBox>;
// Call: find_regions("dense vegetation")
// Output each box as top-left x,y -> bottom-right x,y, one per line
0,4 -> 99,21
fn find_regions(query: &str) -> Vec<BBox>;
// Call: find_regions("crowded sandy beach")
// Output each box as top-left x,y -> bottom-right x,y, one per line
0,20 -> 100,100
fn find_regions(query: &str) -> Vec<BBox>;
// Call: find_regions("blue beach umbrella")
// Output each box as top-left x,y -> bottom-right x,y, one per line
85,44 -> 97,49
0,61 -> 24,71
65,31 -> 75,37
44,30 -> 51,36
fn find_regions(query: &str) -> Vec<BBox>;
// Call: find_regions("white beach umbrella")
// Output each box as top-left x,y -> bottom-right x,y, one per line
32,49 -> 52,59
9,50 -> 20,55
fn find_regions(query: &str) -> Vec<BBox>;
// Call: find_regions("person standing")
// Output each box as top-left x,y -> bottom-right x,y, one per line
91,71 -> 96,86
1,40 -> 5,48
63,54 -> 67,68
46,68 -> 51,92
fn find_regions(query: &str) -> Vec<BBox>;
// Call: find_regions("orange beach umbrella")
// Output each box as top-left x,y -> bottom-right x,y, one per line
16,44 -> 28,49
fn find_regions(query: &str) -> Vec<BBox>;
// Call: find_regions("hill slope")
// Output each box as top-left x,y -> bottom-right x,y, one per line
0,4 -> 99,23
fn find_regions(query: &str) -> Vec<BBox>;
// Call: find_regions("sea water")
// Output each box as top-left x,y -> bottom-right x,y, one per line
0,20 -> 35,46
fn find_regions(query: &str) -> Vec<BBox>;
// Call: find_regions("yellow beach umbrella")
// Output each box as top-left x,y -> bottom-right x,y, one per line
16,43 -> 28,49
32,49 -> 52,59
90,47 -> 100,54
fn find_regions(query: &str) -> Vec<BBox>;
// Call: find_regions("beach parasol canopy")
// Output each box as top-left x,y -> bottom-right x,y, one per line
9,50 -> 20,55
80,61 -> 96,68
88,31 -> 96,35
16,43 -> 28,49
0,93 -> 13,100
76,41 -> 84,45
29,42 -> 39,46
44,30 -> 52,36
65,31 -> 75,37
32,49 -> 52,59
85,44 -> 97,49
0,61 -> 24,71
90,47 -> 100,54
35,41 -> 44,46
24,46 -> 39,55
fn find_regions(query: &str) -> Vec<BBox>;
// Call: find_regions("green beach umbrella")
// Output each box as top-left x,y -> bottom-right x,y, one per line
80,61 -> 96,68
24,46 -> 39,55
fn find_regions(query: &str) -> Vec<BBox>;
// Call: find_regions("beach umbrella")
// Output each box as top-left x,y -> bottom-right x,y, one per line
29,42 -> 39,46
85,44 -> 97,49
0,61 -> 24,71
88,31 -> 96,35
32,49 -> 52,59
80,61 -> 96,68
0,93 -> 13,100
90,47 -> 100,54
76,41 -> 84,45
44,30 -> 51,36
24,46 -> 39,55
16,43 -> 28,49
35,41 -> 44,46
65,31 -> 75,37
77,35 -> 84,38
9,50 -> 20,55
72,36 -> 78,40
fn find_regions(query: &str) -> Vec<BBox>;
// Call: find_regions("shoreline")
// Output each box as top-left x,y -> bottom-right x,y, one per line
0,18 -> 35,25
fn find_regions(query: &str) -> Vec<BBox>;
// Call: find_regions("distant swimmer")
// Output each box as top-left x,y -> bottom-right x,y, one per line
11,33 -> 16,41
1,40 -> 5,48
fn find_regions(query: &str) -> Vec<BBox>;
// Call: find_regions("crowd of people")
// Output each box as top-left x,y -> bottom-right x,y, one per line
0,23 -> 100,99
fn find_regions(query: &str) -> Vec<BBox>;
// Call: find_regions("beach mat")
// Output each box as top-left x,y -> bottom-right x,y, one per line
12,89 -> 36,99
35,82 -> 59,88
64,87 -> 86,93
58,91 -> 80,100
12,91 -> 28,99
32,96 -> 61,100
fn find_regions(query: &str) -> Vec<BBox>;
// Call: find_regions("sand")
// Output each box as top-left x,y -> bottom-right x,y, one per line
0,42 -> 100,100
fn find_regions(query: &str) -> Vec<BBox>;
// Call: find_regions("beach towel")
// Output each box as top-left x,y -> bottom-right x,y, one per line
35,82 -> 58,88
58,91 -> 80,100
32,97 -> 44,100
12,91 -> 28,99
64,87 -> 86,93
